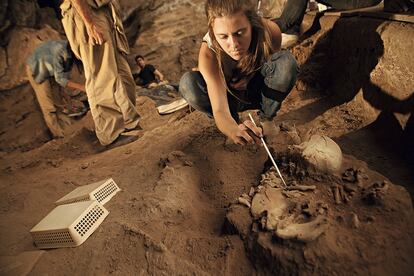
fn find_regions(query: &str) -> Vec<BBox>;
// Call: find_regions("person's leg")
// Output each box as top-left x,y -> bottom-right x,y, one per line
26,66 -> 64,138
53,81 -> 74,126
273,0 -> 308,34
115,51 -> 141,130
179,71 -> 213,117
179,71 -> 240,120
240,51 -> 297,137
259,50 -> 298,120
62,4 -> 137,145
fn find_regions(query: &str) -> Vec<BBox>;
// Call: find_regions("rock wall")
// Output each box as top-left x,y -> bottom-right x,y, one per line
295,15 -> 414,122
126,0 -> 206,82
0,1 -> 65,151
0,26 -> 62,91
0,85 -> 51,151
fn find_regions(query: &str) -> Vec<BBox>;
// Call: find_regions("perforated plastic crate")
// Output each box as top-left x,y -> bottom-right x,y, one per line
55,178 -> 121,206
30,200 -> 109,249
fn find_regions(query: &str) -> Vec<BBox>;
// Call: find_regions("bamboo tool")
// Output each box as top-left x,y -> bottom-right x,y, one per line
248,113 -> 287,188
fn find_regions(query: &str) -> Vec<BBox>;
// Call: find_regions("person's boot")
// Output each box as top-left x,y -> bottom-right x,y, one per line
105,135 -> 139,150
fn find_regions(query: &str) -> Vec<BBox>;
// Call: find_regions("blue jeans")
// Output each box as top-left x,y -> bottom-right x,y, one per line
179,50 -> 298,122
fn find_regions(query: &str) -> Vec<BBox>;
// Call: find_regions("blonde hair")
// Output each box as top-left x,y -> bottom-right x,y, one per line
206,0 -> 275,92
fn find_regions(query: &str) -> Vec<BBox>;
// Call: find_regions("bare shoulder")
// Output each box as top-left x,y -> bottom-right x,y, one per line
198,42 -> 227,97
198,42 -> 219,76
199,42 -> 216,62
262,18 -> 281,51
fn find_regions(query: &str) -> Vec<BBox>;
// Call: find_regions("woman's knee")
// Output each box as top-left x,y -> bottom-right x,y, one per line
261,50 -> 298,94
179,71 -> 207,106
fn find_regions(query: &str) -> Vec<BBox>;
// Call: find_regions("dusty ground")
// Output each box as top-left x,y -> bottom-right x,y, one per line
0,1 -> 414,275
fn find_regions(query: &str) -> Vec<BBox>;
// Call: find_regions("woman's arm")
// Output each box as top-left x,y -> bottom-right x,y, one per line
198,43 -> 262,145
154,69 -> 165,82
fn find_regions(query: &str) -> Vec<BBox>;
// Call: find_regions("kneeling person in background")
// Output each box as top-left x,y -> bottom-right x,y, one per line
26,40 -> 86,138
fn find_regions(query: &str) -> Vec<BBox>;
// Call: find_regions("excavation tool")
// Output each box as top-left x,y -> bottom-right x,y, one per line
248,113 -> 287,188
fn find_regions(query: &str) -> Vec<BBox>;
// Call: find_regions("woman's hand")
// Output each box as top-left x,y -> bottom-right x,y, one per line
230,120 -> 263,146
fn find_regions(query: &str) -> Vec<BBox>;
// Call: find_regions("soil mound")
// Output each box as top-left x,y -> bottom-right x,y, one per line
225,132 -> 414,275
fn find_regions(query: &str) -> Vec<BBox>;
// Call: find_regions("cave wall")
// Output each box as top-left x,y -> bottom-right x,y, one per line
296,15 -> 414,123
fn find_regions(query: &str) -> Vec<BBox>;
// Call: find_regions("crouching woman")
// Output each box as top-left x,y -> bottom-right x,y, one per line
179,0 -> 298,145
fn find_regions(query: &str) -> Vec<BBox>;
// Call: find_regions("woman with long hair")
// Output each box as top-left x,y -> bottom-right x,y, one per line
179,0 -> 298,145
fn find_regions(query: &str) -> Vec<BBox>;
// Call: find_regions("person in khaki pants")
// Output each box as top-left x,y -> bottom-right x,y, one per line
26,40 -> 86,138
60,0 -> 141,148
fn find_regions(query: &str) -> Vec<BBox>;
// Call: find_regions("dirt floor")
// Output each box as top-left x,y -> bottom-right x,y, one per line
0,2 -> 414,276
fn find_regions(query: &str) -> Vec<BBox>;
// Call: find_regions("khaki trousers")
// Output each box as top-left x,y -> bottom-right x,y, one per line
61,2 -> 139,145
26,66 -> 71,138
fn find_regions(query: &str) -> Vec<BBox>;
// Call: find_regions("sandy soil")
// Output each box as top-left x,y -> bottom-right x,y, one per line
0,2 -> 413,275
1,83 -> 413,275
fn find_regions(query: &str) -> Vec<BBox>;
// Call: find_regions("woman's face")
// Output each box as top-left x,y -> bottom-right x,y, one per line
212,10 -> 252,61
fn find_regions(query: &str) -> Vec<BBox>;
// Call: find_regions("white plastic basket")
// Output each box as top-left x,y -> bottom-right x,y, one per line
30,200 -> 109,249
55,178 -> 121,206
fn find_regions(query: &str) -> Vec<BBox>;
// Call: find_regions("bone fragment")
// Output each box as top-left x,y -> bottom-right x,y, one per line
351,213 -> 360,228
286,185 -> 316,191
238,197 -> 251,208
332,185 -> 341,204
249,187 -> 255,197
338,185 -> 347,202
275,216 -> 329,242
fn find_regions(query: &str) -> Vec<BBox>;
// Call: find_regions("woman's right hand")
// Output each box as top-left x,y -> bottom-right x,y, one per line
230,120 -> 263,146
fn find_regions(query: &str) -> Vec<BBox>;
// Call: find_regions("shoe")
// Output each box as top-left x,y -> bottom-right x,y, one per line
105,135 -> 138,150
281,33 -> 299,49
124,123 -> 143,132
157,98 -> 189,115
